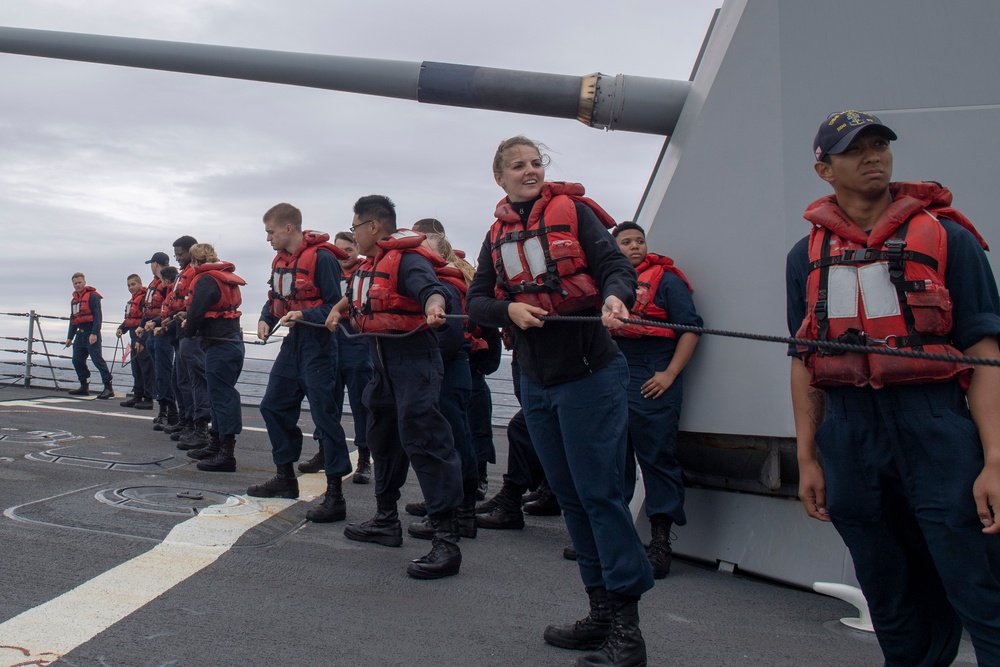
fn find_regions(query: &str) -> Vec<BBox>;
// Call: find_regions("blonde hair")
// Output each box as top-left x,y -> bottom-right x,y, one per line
189,243 -> 219,265
425,233 -> 475,285
492,135 -> 550,178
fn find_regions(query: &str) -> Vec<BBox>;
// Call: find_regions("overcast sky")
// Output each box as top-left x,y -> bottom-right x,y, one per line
0,1 -> 719,331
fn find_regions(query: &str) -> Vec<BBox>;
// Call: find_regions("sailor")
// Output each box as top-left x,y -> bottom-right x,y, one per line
788,110 -> 1000,666
413,218 -> 500,499
466,136 -> 653,666
116,273 -> 155,409
297,230 -> 374,485
64,272 -> 114,399
180,243 -> 246,472
328,195 -> 464,580
404,232 -> 481,541
248,203 -> 354,526
610,221 -> 701,579
164,236 -> 213,451
139,252 -> 177,430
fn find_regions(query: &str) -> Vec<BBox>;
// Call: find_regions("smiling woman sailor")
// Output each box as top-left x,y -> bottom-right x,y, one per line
467,135 -> 654,667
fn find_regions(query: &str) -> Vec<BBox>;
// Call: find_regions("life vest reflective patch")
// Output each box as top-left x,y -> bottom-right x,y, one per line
826,263 -> 904,319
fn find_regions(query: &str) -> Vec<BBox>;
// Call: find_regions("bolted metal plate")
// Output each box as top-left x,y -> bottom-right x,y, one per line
96,485 -> 245,516
0,427 -> 80,445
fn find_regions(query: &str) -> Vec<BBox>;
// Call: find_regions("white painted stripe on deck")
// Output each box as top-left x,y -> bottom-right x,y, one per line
0,476 -> 327,665
2,399 -> 269,433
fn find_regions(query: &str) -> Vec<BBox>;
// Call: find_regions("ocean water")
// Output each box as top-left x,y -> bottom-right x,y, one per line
0,311 -> 519,425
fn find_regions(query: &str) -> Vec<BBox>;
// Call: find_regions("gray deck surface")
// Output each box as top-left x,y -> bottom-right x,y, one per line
0,384 -> 969,666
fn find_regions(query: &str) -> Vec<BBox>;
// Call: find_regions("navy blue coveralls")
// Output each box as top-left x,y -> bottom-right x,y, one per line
362,252 -> 463,520
169,269 -> 211,425
468,199 -> 655,599
67,291 -> 112,386
787,217 -> 1000,667
140,282 -> 174,402
615,270 -> 702,527
259,249 -> 351,479
183,273 -> 245,437
435,281 -> 479,497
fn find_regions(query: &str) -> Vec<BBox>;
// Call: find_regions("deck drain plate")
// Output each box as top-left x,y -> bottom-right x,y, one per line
96,486 -> 246,516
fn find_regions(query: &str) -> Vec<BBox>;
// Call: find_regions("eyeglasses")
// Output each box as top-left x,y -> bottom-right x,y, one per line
351,219 -> 377,232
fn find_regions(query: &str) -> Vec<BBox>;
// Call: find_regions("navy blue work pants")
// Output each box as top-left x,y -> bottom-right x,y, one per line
521,354 -> 654,598
623,348 -> 686,525
204,338 -> 244,436
334,337 -> 373,450
71,330 -> 111,385
128,330 -> 154,399
819,383 -> 1000,667
148,332 -> 174,401
439,355 -> 478,491
260,333 -> 351,477
363,343 -> 462,517
175,337 -> 211,422
469,369 -> 496,465
502,356 -> 544,492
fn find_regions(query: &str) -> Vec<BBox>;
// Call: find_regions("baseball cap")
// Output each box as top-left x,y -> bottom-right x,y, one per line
145,251 -> 170,265
813,110 -> 898,161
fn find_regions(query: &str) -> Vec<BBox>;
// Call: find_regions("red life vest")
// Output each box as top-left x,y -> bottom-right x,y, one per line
123,289 -> 145,328
189,262 -> 246,319
163,265 -> 195,318
796,181 -> 986,390
490,182 -> 615,315
350,230 -> 445,333
613,253 -> 693,339
142,277 -> 165,319
70,286 -> 100,326
269,231 -> 349,318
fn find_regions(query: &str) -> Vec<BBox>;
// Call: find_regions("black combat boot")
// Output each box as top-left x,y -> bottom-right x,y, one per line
188,430 -> 222,461
523,480 -> 561,516
476,481 -> 525,514
476,482 -> 525,530
164,399 -> 179,429
455,493 -> 478,539
68,382 -> 90,396
197,434 -> 236,473
96,381 -> 114,400
404,500 -> 427,517
167,419 -> 192,441
152,400 -> 167,429
344,499 -> 403,547
564,545 -> 578,561
177,417 -> 210,450
306,476 -> 346,522
352,446 -> 371,484
574,594 -> 646,667
543,586 -> 613,650
120,395 -> 139,407
406,514 -> 462,580
246,463 -> 299,499
134,396 -> 154,410
645,516 -> 672,579
297,443 -> 324,474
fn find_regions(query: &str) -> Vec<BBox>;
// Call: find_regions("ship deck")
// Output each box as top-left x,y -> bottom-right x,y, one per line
0,384 -> 955,666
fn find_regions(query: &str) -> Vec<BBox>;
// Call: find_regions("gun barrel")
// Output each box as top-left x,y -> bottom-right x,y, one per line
0,26 -> 689,135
